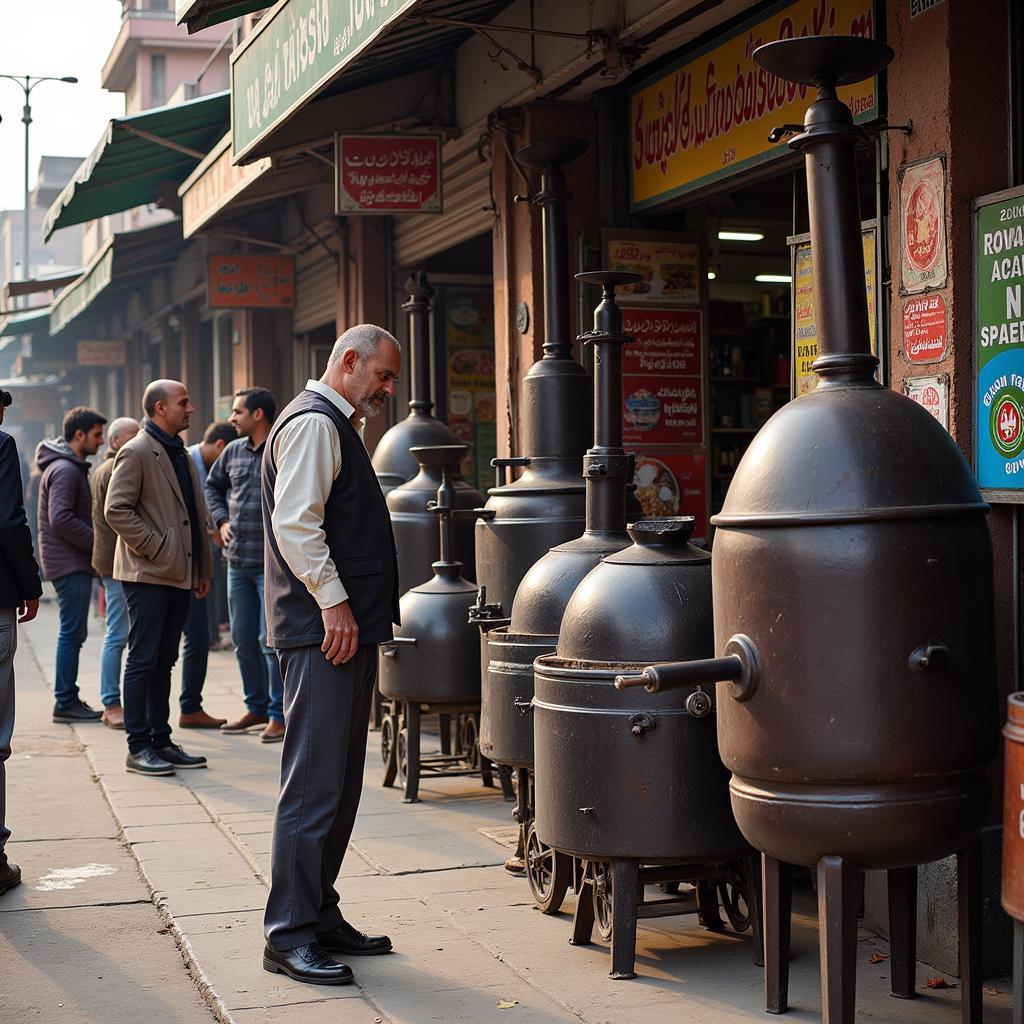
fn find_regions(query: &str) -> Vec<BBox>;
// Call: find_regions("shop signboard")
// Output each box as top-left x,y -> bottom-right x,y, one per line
621,307 -> 704,446
629,0 -> 877,211
903,374 -> 949,430
335,133 -> 441,214
973,184 -> 1024,498
76,340 -> 125,367
231,0 -> 419,162
207,254 -> 296,308
180,135 -> 273,238
899,155 -> 948,294
791,223 -> 878,395
632,450 -> 708,540
606,231 -> 701,306
902,292 -> 947,363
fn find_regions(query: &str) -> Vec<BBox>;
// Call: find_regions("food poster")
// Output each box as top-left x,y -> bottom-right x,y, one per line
792,226 -> 878,395
442,285 -> 496,492
632,450 -> 708,540
621,307 -> 704,445
606,233 -> 702,306
900,155 -> 948,295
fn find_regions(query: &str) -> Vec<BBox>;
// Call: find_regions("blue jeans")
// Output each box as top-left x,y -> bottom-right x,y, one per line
228,563 -> 283,723
180,590 -> 209,714
52,571 -> 92,709
99,578 -> 129,708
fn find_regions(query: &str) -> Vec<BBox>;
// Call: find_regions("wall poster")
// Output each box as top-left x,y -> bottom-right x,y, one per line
899,155 -> 948,295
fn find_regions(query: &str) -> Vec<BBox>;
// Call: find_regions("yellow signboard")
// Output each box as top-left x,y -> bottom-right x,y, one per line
792,225 -> 878,395
629,0 -> 876,210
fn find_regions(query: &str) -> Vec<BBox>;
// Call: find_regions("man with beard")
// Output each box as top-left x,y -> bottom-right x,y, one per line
261,325 -> 401,985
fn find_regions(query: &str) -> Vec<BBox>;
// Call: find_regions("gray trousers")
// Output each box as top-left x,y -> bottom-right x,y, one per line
0,607 -> 17,861
264,642 -> 377,951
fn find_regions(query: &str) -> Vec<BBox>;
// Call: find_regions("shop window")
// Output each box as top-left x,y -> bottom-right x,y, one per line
150,54 -> 166,107
211,314 -> 234,421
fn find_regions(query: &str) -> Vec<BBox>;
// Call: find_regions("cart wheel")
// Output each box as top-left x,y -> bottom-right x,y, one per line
396,729 -> 409,789
460,715 -> 480,770
592,861 -> 614,941
381,716 -> 397,787
525,820 -> 571,914
718,869 -> 752,933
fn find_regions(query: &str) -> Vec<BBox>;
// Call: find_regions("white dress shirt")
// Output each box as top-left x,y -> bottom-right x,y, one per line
270,380 -> 366,611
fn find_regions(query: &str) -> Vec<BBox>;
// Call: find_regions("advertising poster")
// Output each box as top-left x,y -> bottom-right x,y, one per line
207,254 -> 295,308
900,155 -> 948,295
607,233 -> 701,306
633,451 -> 708,540
335,133 -> 441,214
792,226 -> 878,394
902,292 -> 947,363
621,307 -> 703,445
903,374 -> 949,430
974,185 -> 1024,495
443,286 -> 496,493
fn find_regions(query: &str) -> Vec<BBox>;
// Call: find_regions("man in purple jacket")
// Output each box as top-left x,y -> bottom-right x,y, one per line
36,407 -> 107,723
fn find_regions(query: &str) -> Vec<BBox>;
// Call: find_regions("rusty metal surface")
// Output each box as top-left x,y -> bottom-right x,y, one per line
1003,692 -> 1024,922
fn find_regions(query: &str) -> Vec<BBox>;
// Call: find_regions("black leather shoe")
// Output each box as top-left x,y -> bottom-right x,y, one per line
125,749 -> 175,776
262,943 -> 354,985
0,859 -> 21,896
316,919 -> 393,956
53,700 -> 103,723
153,743 -> 207,769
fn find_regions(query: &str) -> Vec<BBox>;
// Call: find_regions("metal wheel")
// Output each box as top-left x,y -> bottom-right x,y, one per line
396,729 -> 409,788
381,716 -> 397,787
592,861 -> 613,941
525,820 -> 571,914
718,869 -> 753,933
460,714 -> 480,771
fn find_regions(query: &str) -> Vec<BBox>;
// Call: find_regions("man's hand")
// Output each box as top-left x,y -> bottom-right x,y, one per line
219,522 -> 234,546
18,598 -> 38,623
322,601 -> 359,665
210,527 -> 223,549
195,578 -> 211,600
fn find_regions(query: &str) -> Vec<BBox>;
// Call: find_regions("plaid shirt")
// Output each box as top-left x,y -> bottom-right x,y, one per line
205,437 -> 266,567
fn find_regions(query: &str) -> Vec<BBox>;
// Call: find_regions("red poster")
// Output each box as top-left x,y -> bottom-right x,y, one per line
335,134 -> 441,214
633,451 -> 708,540
622,307 -> 704,445
903,292 -> 947,363
207,254 -> 295,308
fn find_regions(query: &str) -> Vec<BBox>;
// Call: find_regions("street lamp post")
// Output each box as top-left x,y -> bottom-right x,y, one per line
0,74 -> 77,292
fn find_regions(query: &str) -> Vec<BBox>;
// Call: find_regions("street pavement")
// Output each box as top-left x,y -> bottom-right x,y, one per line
2,594 -> 1015,1023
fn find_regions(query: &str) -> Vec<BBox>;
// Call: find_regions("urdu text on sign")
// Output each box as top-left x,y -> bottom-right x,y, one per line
335,134 -> 441,214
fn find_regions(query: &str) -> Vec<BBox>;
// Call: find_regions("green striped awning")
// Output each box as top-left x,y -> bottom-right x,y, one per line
176,0 -> 270,33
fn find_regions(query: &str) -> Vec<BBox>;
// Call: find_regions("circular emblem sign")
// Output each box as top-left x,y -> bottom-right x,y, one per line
905,180 -> 941,274
991,389 -> 1024,458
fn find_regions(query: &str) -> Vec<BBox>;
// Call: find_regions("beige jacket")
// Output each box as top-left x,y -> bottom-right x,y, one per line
104,430 -> 213,589
90,450 -> 117,578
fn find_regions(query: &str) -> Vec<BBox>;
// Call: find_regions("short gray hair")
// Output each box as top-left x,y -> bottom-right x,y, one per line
107,416 -> 139,444
326,324 -> 399,367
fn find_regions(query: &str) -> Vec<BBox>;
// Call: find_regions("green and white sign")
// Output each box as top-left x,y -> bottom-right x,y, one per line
230,0 -> 419,162
974,184 -> 1024,496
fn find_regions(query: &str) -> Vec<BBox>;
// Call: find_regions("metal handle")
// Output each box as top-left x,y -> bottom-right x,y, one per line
767,122 -> 803,143
614,634 -> 761,703
491,456 -> 531,487
381,636 -> 417,658
514,697 -> 533,715
629,712 -> 656,736
908,643 -> 950,671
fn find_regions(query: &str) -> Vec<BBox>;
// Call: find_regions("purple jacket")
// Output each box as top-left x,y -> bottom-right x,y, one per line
36,438 -> 94,581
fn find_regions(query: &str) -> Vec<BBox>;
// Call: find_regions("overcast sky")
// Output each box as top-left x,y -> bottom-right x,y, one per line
0,0 -> 125,212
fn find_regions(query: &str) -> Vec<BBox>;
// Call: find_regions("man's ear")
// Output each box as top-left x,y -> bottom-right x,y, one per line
342,348 -> 359,373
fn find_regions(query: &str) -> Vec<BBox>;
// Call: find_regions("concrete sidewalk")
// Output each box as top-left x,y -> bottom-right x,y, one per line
7,595 -> 1016,1023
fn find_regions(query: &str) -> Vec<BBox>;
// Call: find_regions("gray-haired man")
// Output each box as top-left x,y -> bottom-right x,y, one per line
261,325 -> 401,985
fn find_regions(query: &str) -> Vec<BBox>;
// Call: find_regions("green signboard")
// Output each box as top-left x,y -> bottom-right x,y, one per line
974,184 -> 1024,498
230,0 -> 419,162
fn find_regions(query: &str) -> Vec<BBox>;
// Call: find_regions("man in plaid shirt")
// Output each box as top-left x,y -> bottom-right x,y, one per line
206,388 -> 285,743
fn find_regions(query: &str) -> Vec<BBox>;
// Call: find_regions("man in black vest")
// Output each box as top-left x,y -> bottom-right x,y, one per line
261,324 -> 401,985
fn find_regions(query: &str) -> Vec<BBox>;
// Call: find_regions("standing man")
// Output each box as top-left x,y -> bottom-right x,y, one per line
105,380 -> 213,777
0,388 -> 42,896
91,417 -> 140,729
261,326 -> 401,984
179,422 -> 235,729
206,388 -> 284,742
37,407 -> 106,723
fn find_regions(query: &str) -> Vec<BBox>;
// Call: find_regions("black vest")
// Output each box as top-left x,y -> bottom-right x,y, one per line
262,389 -> 400,649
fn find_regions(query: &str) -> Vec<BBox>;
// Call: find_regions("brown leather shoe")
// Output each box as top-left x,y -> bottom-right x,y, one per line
102,704 -> 125,730
0,859 -> 22,896
180,709 -> 228,729
221,711 -> 269,734
260,720 -> 285,743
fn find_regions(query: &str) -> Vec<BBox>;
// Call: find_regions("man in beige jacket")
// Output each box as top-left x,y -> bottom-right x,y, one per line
105,380 -> 213,776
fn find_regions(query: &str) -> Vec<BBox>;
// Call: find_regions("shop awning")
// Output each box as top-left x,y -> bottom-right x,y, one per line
4,270 -> 82,301
231,0 -> 515,162
49,222 -> 184,336
176,0 -> 270,34
43,91 -> 231,241
0,308 -> 51,351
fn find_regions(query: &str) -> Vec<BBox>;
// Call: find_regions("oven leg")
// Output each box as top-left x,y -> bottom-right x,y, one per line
570,862 -> 596,946
887,865 -> 917,999
744,854 -> 765,967
403,701 -> 421,804
818,854 -> 859,1024
609,860 -> 639,980
957,836 -> 983,1024
763,854 -> 792,1014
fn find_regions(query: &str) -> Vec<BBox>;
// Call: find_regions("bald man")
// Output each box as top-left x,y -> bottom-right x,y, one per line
104,381 -> 213,776
91,416 -> 140,727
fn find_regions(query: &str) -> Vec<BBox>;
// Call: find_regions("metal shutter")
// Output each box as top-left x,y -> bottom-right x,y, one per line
293,234 -> 339,334
393,135 -> 493,269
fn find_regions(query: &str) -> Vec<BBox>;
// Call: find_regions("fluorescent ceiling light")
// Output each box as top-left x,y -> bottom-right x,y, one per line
755,273 -> 792,284
707,270 -> 716,280
718,230 -> 764,242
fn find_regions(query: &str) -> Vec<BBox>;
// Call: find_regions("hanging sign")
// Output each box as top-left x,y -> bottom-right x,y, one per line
902,292 -> 947,363
791,224 -> 878,395
973,184 -> 1024,497
207,254 -> 296,308
899,155 -> 948,294
629,0 -> 877,211
606,232 -> 701,306
903,374 -> 949,430
180,134 -> 272,238
334,134 -> 441,214
76,340 -> 126,367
